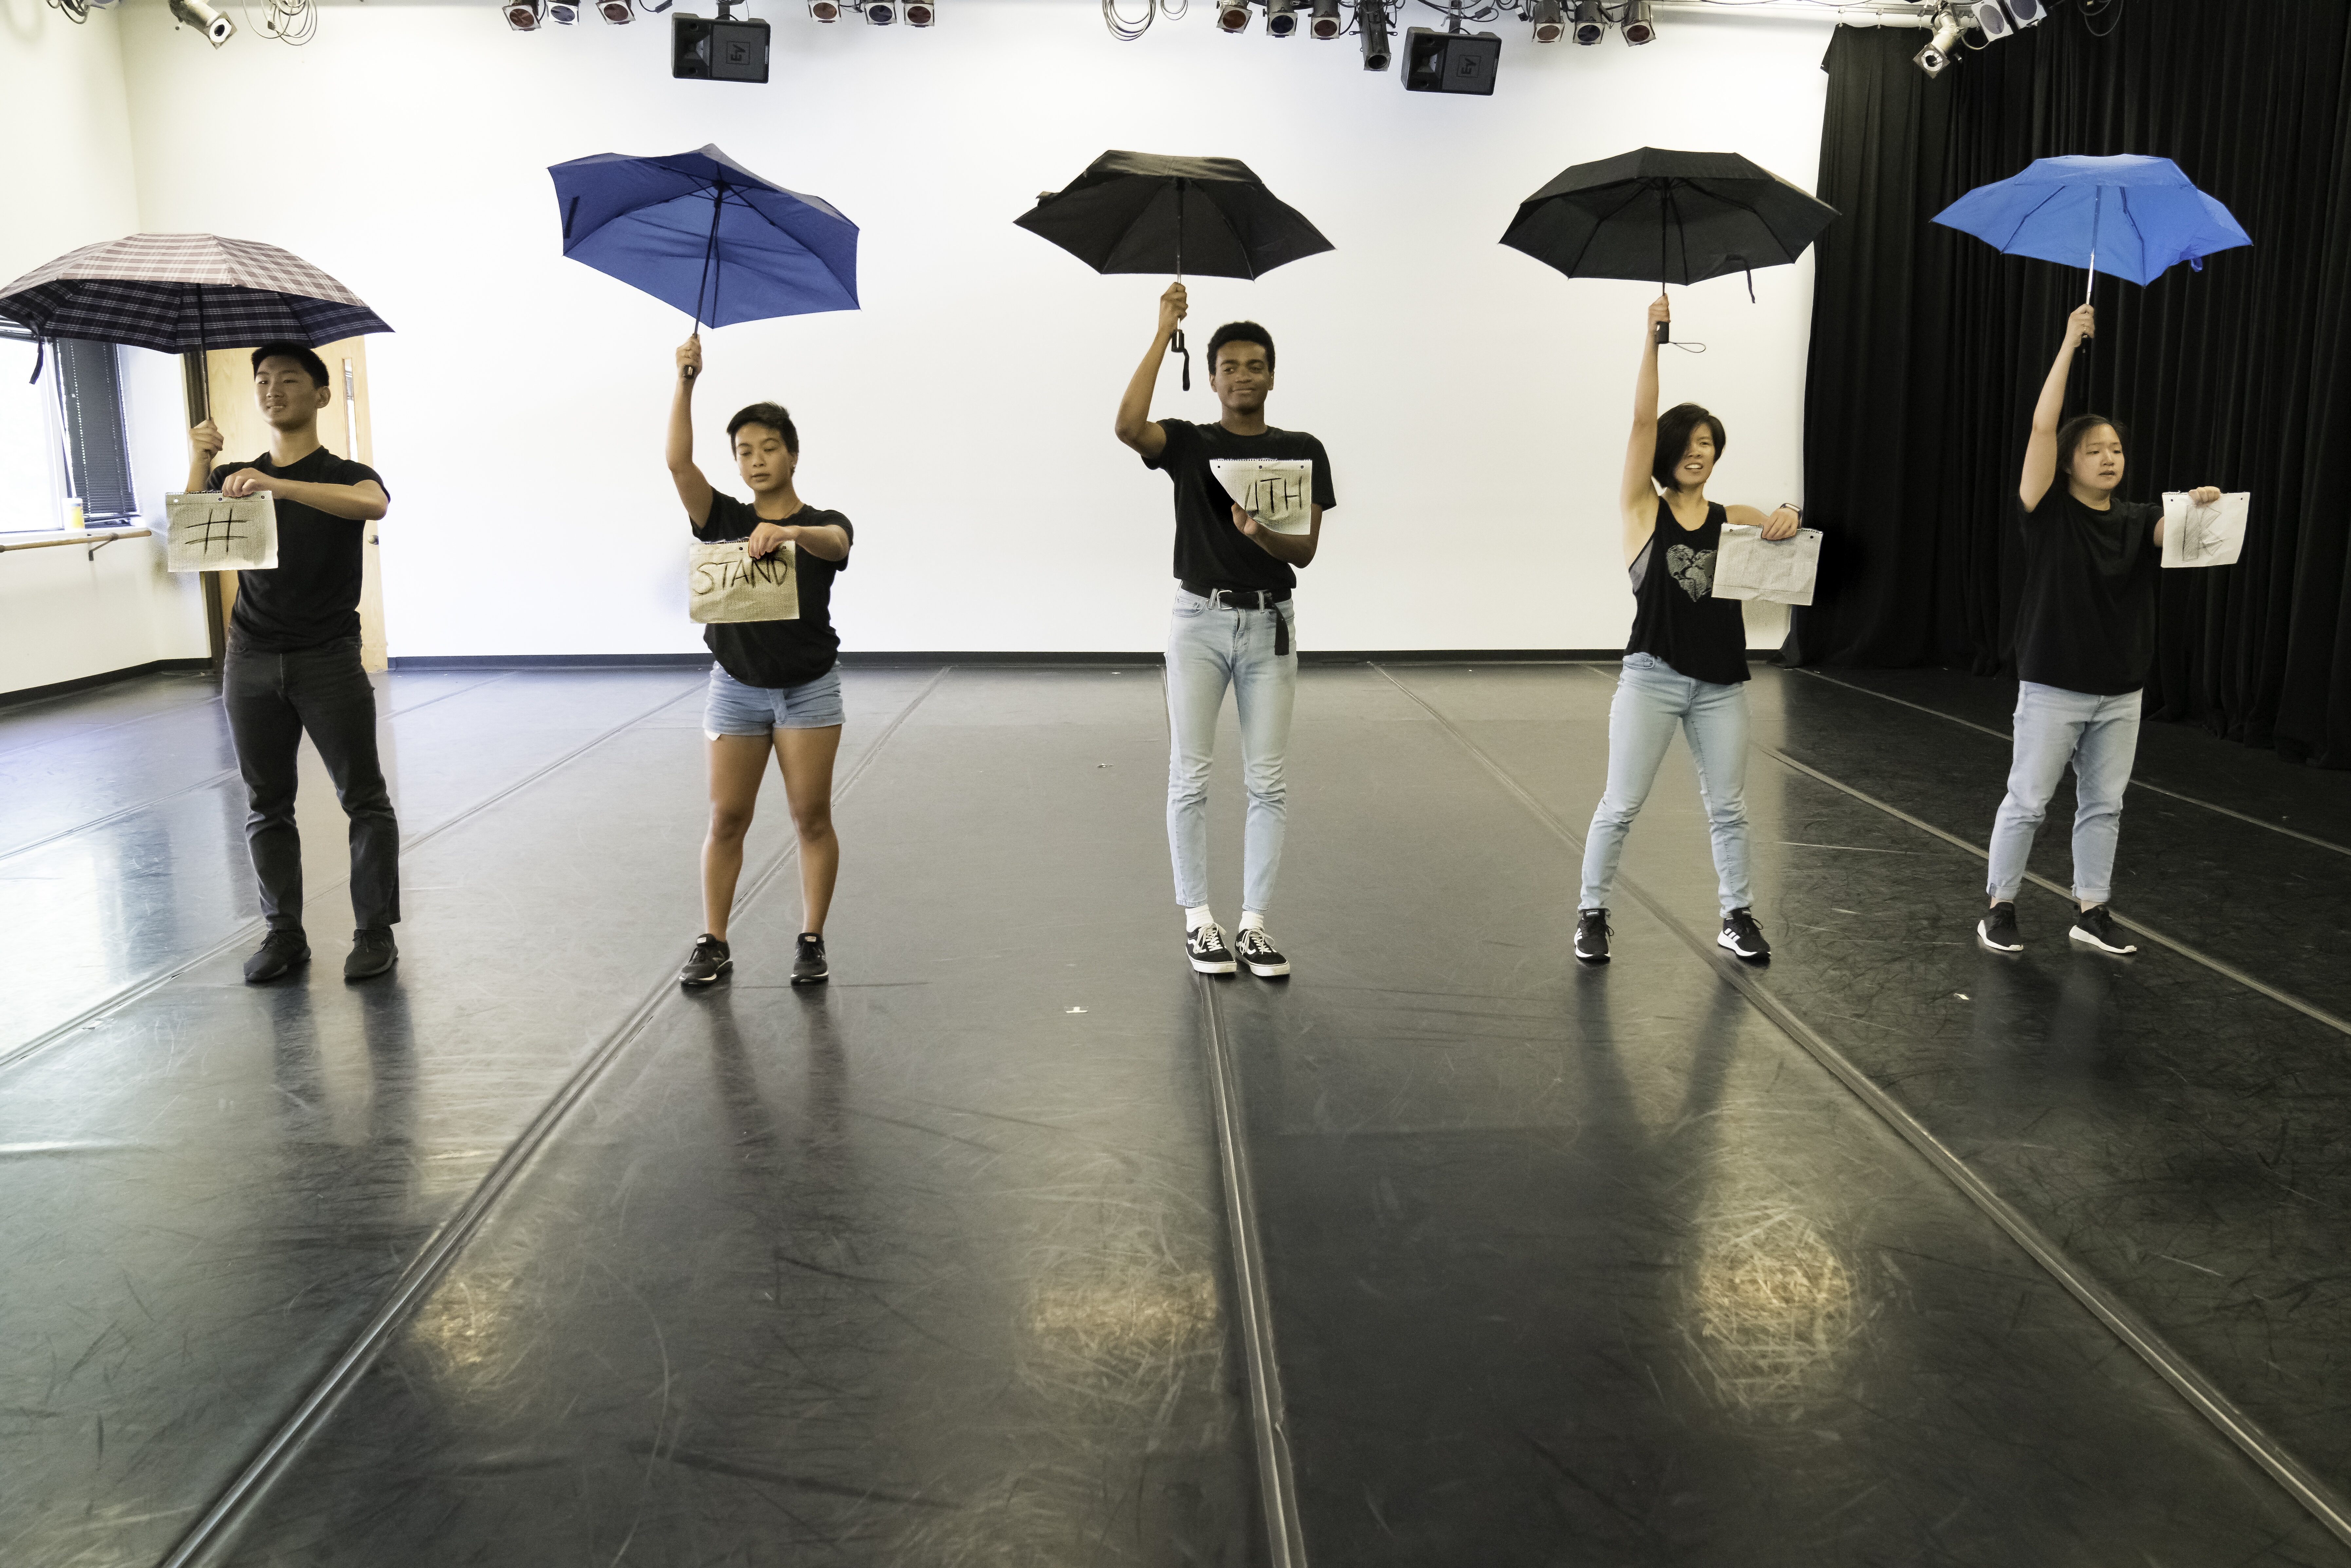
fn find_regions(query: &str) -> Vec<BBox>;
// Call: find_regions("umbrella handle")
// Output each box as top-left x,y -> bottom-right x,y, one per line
1173,325 -> 1190,392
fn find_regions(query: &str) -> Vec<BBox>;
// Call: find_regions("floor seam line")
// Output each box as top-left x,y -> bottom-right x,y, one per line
0,675 -> 707,1081
1792,667 -> 2351,860
151,664 -> 952,1568
1369,660 -> 2351,1551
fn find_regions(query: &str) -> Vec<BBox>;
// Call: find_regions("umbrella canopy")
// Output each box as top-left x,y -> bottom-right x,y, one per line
1015,151 -> 1334,281
1932,154 -> 2250,289
1501,147 -> 1840,293
0,233 -> 393,361
550,144 -> 859,331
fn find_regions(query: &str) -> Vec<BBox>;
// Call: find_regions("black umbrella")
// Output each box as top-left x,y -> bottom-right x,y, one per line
1016,150 -> 1334,389
1501,148 -> 1839,343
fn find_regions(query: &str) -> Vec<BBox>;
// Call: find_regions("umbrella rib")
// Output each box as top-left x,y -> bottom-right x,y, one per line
1999,186 -> 2071,254
1561,183 -> 1658,280
2116,189 -> 2152,272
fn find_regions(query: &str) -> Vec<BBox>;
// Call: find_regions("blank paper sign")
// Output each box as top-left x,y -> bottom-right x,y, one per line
1714,524 -> 1822,607
165,492 -> 278,573
689,538 -> 799,624
2162,491 -> 2249,569
1209,458 -> 1316,536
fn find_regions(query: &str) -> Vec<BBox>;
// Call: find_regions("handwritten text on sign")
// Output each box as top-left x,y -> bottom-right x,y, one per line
689,538 -> 800,624
165,492 -> 279,573
1210,459 -> 1316,536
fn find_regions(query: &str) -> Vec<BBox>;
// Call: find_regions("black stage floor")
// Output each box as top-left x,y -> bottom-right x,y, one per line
3,661 -> 2346,1566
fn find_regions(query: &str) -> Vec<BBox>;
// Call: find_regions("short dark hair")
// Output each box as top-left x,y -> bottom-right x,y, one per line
1653,402 -> 1727,492
727,402 -> 799,455
2055,413 -> 2126,476
1206,321 -> 1275,374
252,342 -> 330,388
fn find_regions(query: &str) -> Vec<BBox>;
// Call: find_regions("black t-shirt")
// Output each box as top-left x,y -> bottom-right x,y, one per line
1143,418 -> 1335,592
1625,497 -> 1749,685
208,447 -> 388,652
2015,488 -> 2162,696
691,493 -> 854,689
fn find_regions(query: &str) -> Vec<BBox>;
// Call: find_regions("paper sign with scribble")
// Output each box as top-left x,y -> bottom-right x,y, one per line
165,492 -> 278,573
688,538 -> 799,624
1209,458 -> 1316,536
1714,523 -> 1822,607
2161,491 -> 2248,569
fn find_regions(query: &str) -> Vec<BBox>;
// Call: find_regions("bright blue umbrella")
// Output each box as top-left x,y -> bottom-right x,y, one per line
1932,154 -> 2249,297
549,144 -> 858,349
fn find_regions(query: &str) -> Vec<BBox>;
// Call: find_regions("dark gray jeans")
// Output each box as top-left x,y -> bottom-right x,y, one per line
223,634 -> 400,933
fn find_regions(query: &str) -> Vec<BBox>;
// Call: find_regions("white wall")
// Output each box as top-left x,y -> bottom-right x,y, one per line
0,0 -> 210,696
111,0 -> 1830,656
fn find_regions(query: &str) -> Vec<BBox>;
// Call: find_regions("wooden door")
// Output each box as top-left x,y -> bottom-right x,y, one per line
203,338 -> 385,670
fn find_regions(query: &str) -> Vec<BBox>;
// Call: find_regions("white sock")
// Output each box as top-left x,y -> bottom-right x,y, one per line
1239,909 -> 1268,931
1185,904 -> 1216,932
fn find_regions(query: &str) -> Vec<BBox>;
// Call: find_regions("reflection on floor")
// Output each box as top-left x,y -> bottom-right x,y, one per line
1,661 -> 2344,1566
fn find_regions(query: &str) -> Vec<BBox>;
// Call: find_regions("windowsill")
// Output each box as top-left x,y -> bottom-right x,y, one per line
0,525 -> 154,553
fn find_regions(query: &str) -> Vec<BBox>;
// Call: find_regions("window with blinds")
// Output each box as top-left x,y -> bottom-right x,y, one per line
0,319 -> 139,525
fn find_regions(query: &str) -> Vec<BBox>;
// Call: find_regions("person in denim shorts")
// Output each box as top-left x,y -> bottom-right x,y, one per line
665,334 -> 854,990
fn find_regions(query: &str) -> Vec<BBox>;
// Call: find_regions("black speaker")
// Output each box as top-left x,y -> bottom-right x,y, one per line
673,12 -> 770,81
1403,27 -> 1500,94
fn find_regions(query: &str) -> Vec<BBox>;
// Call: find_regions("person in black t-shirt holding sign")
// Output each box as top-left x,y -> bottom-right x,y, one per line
189,343 -> 398,985
667,334 -> 854,992
1979,304 -> 2222,958
1117,283 -> 1334,981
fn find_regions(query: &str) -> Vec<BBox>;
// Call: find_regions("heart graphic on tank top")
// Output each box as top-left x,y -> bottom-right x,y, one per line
1666,544 -> 1716,602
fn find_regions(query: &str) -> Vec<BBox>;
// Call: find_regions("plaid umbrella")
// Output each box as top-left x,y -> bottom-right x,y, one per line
0,232 -> 392,380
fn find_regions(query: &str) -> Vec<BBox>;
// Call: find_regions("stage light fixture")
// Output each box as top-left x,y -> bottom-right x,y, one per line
1308,0 -> 1341,36
1528,0 -> 1563,43
1620,0 -> 1653,45
598,0 -> 634,20
1358,3 -> 1391,70
865,0 -> 895,20
1216,0 -> 1250,32
548,0 -> 579,21
808,0 -> 840,16
1265,0 -> 1298,35
505,0 -> 544,28
904,0 -> 934,23
1572,0 -> 1604,43
2006,0 -> 2045,22
1969,0 -> 2008,37
1913,5 -> 1963,74
167,0 -> 235,45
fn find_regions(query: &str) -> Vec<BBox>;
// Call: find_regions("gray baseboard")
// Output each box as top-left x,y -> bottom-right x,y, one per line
1,658 -> 213,711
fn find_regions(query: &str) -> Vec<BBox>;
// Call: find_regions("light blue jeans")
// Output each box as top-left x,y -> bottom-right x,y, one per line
1167,588 -> 1296,913
1986,682 -> 2141,906
1580,653 -> 1754,916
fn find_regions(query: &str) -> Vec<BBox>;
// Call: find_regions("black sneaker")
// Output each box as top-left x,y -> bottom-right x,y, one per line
792,932 -> 830,986
1978,901 -> 2024,953
343,927 -> 398,982
1235,925 -> 1291,978
1574,908 -> 1612,963
243,928 -> 310,985
679,934 -> 732,988
1718,907 -> 1772,961
2069,905 -> 2138,955
1186,923 -> 1237,975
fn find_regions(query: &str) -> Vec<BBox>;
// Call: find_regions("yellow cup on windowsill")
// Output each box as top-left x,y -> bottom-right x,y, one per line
64,496 -> 85,531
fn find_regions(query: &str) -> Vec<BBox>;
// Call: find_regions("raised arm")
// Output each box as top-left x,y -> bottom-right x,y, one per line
1113,282 -> 1187,460
668,335 -> 715,528
1617,295 -> 1670,563
2021,304 -> 2094,513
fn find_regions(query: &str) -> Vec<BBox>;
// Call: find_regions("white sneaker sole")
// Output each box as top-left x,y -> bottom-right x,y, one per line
1976,921 -> 2024,954
1188,954 -> 1237,974
2068,924 -> 2137,955
1717,932 -> 1768,960
1243,957 -> 1291,978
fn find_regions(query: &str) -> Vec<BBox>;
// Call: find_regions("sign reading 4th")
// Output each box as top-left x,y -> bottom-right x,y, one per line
1210,459 -> 1317,536
165,492 -> 279,573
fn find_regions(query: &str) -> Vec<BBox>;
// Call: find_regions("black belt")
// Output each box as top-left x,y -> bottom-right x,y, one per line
1182,580 -> 1293,655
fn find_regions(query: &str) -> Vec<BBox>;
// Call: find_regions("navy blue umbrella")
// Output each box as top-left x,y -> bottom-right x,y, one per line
1933,154 -> 2249,297
550,144 -> 858,368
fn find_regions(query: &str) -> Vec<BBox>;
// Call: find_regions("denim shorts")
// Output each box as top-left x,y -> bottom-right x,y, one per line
703,663 -> 844,737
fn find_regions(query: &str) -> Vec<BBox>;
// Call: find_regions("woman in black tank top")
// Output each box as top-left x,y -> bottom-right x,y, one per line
1572,295 -> 1804,967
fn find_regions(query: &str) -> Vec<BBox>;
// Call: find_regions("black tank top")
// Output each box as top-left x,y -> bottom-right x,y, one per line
1625,496 -> 1748,685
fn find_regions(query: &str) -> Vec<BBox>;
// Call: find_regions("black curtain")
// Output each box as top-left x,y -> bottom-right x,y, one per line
1792,1 -> 2351,769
